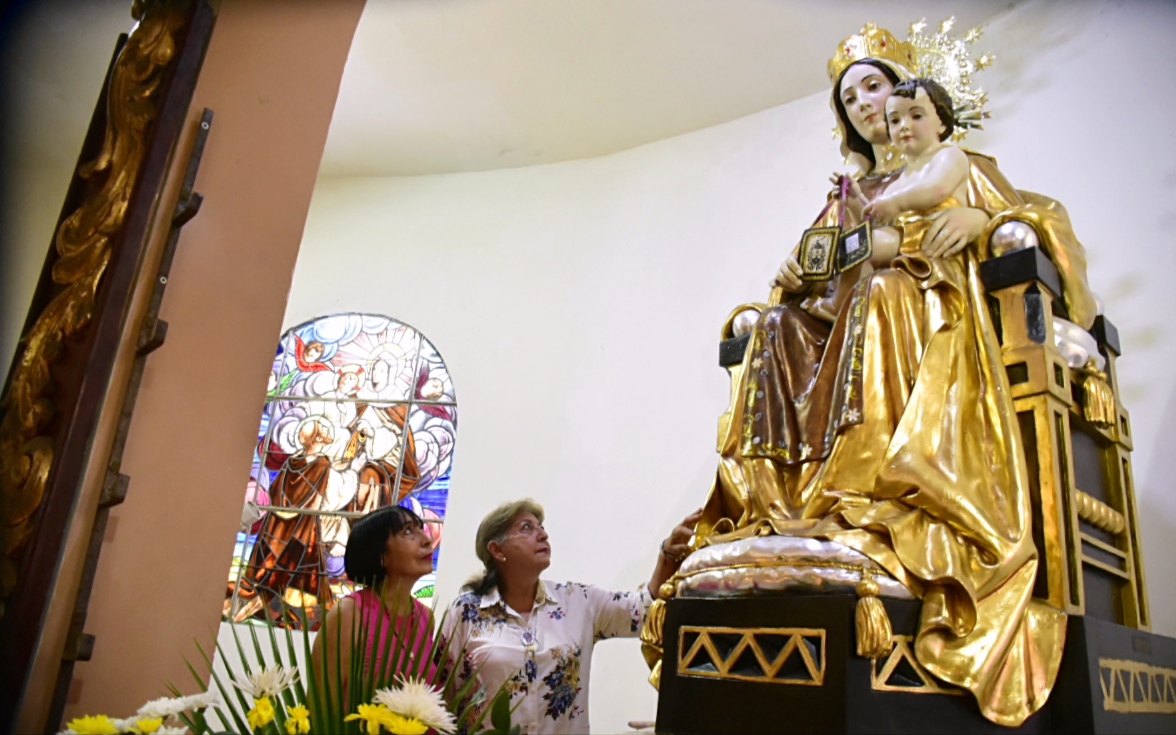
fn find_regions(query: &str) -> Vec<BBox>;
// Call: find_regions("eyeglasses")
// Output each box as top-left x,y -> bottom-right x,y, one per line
504,520 -> 545,538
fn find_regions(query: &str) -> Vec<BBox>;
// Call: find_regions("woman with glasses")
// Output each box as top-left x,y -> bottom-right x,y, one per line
440,498 -> 698,734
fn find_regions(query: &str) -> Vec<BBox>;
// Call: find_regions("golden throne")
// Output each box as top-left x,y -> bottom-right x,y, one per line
976,222 -> 1148,632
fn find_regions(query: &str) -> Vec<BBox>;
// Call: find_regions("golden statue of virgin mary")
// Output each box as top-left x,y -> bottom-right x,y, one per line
686,21 -> 1098,727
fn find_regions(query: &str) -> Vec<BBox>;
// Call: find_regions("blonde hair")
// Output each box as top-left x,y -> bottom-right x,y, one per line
465,498 -> 545,595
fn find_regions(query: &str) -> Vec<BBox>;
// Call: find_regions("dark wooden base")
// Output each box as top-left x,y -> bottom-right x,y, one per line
654,594 -> 1176,734
1052,614 -> 1176,734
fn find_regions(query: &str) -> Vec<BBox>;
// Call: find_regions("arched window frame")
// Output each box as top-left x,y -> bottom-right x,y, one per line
224,313 -> 458,627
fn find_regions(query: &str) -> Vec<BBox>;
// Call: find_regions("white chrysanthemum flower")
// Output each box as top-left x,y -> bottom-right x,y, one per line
180,691 -> 220,711
373,677 -> 457,734
155,726 -> 190,734
137,696 -> 190,718
136,691 -> 219,719
231,664 -> 298,699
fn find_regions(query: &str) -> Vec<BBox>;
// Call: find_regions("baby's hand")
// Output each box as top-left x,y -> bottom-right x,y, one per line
845,176 -> 866,205
829,173 -> 867,202
864,194 -> 902,224
830,174 -> 869,222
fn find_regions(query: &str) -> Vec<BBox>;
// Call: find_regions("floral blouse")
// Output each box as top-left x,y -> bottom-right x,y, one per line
440,579 -> 653,734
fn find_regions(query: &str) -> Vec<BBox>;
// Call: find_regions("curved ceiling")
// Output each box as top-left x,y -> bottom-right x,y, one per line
319,0 -> 1013,177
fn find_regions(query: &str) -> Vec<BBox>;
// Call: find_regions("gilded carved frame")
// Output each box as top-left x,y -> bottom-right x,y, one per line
0,1 -> 215,729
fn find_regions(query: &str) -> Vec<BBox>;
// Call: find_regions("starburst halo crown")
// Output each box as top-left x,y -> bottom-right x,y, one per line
828,18 -> 994,142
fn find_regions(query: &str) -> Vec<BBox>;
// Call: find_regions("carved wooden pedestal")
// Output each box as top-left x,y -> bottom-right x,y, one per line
654,594 -> 1176,734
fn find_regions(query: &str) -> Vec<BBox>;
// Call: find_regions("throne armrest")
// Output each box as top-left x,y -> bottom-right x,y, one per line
982,225 -> 1108,370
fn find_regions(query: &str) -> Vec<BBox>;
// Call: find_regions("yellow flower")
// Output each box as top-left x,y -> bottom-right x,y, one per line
383,711 -> 428,735
63,715 -> 119,735
131,717 -> 164,734
247,697 -> 276,731
345,704 -> 394,735
373,678 -> 456,734
284,704 -> 310,735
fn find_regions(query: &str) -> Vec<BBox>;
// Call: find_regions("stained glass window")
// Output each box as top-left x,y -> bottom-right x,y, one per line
224,314 -> 457,628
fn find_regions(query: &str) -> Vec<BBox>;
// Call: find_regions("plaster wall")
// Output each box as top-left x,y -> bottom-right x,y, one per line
283,0 -> 1176,730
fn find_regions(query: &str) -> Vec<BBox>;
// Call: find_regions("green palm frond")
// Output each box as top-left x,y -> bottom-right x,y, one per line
176,593 -> 514,735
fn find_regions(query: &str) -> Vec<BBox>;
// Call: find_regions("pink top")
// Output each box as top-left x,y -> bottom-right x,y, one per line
348,588 -> 437,685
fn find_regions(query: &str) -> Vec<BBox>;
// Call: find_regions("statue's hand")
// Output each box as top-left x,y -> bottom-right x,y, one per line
773,253 -> 805,293
922,207 -> 989,258
863,193 -> 902,224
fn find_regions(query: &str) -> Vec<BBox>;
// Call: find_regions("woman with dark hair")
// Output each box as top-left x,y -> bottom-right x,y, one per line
696,24 -> 1098,726
440,499 -> 698,734
312,505 -> 437,691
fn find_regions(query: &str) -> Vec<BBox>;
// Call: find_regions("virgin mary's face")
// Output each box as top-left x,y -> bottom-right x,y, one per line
372,359 -> 390,388
839,63 -> 895,146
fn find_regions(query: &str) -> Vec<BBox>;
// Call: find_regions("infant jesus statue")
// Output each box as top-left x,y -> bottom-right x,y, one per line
846,77 -> 969,266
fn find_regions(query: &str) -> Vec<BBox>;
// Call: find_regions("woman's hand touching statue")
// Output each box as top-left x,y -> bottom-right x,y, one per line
650,508 -> 703,598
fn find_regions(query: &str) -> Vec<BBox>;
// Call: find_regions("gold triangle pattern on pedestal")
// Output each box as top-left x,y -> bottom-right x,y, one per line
676,626 -> 825,686
1099,658 -> 1176,714
870,636 -> 964,696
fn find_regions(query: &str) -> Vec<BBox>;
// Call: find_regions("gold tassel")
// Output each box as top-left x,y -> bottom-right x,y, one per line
1080,359 -> 1115,427
647,659 -> 663,690
640,598 -> 666,652
640,595 -> 669,689
855,572 -> 894,659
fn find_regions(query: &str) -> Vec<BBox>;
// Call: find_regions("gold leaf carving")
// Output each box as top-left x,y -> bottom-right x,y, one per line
0,0 -> 188,618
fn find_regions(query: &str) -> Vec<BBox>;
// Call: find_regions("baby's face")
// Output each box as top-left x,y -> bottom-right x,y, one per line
885,88 -> 946,157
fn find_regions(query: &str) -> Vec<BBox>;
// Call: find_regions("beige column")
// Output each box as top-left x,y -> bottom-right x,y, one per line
21,0 -> 367,729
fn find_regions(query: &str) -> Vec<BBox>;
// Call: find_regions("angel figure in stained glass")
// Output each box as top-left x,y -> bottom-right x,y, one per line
294,335 -> 333,373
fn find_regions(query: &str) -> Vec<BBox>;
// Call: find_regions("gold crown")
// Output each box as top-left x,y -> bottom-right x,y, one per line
827,23 -> 917,85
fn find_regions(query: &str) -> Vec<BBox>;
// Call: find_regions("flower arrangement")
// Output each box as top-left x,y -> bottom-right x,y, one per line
60,603 -> 516,735
60,692 -> 219,734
